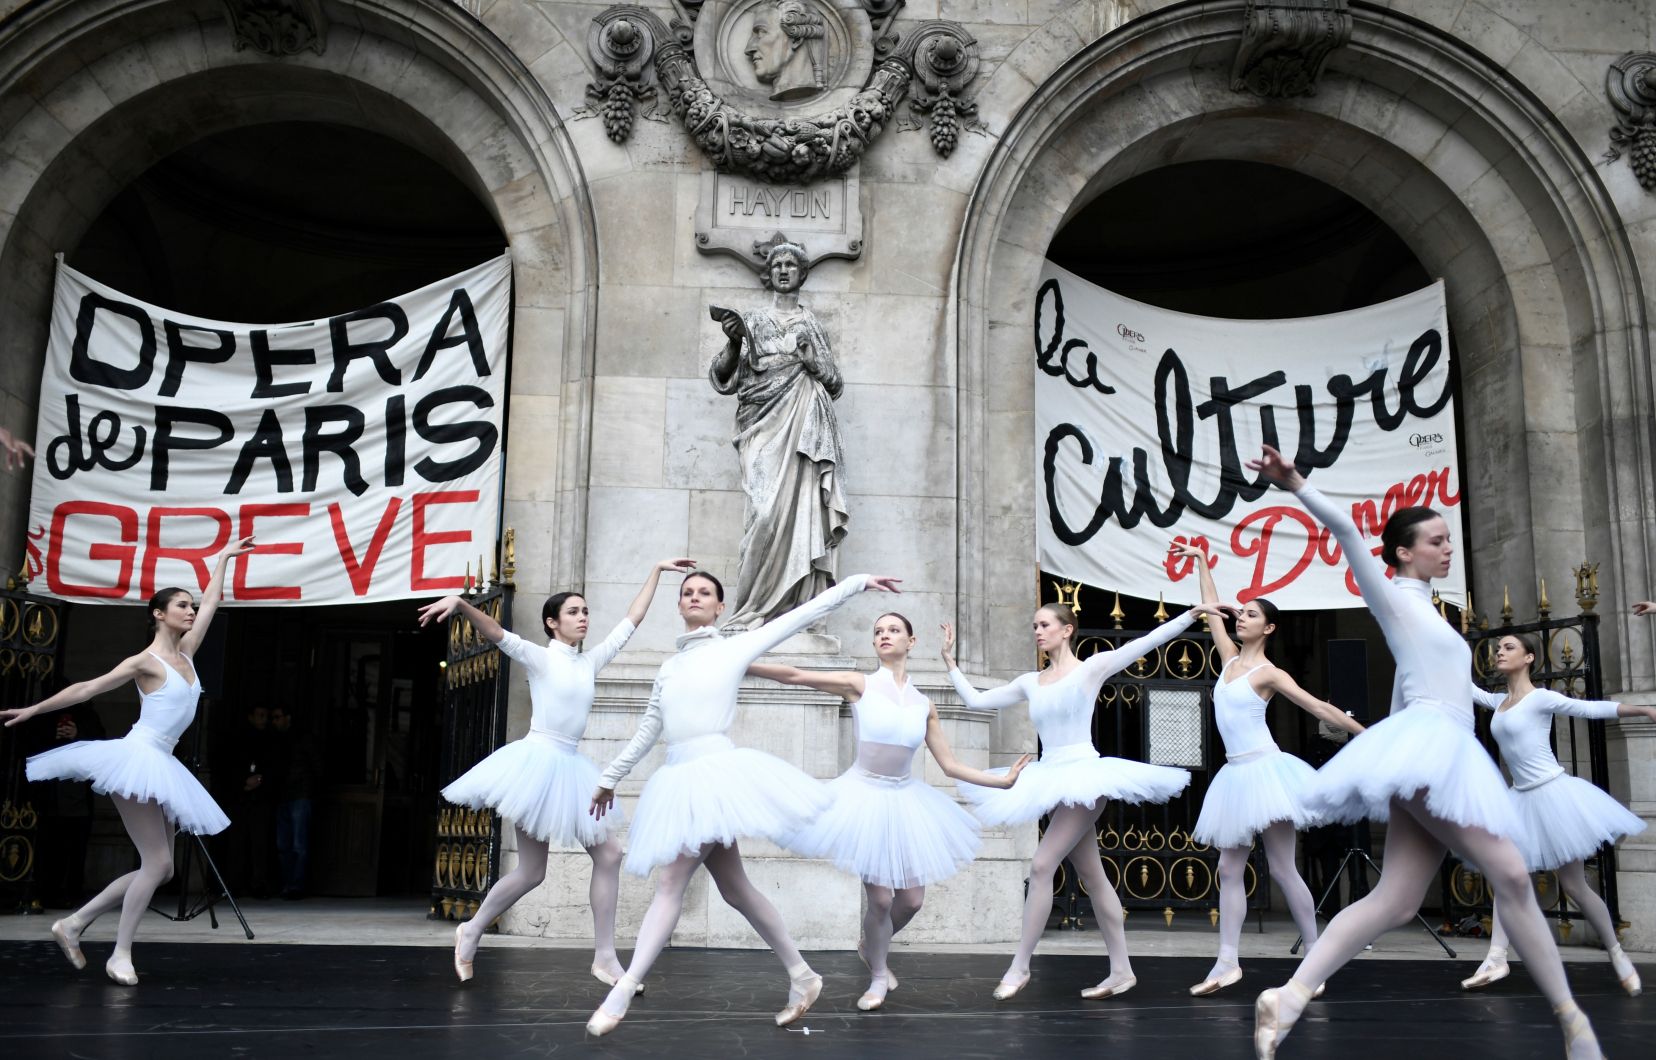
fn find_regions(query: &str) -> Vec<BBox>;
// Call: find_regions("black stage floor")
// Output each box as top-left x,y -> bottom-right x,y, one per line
0,941 -> 1648,1059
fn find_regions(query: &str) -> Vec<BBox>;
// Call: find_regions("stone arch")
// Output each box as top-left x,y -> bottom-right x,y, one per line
953,0 -> 1654,691
0,0 -> 599,594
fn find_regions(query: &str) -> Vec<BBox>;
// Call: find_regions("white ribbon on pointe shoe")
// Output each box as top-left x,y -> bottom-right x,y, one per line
590,965 -> 646,994
775,971 -> 823,1026
1460,955 -> 1510,991
1556,1000 -> 1604,1060
105,955 -> 138,986
1609,945 -> 1641,997
1080,973 -> 1136,1000
585,976 -> 641,1037
51,918 -> 86,970
1253,980 -> 1312,1060
992,969 -> 1029,1000
453,925 -> 474,983
1190,965 -> 1242,996
857,939 -> 897,991
857,974 -> 890,1012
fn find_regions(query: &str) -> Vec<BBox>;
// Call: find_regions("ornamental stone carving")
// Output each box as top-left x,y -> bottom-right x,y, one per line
221,0 -> 327,57
578,1 -> 984,181
1605,53 -> 1656,190
1231,0 -> 1350,99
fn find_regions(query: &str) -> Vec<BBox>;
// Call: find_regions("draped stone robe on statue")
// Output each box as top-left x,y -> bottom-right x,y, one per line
710,307 -> 849,629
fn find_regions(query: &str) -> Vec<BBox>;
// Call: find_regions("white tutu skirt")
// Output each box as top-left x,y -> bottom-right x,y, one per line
26,727 -> 229,835
1509,774 -> 1647,871
959,742 -> 1190,826
441,731 -> 620,848
790,768 -> 982,889
1306,704 -> 1519,837
622,735 -> 831,876
1192,748 -> 1321,848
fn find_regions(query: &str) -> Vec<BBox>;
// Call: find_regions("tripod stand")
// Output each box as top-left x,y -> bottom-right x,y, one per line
1291,842 -> 1454,958
148,696 -> 253,939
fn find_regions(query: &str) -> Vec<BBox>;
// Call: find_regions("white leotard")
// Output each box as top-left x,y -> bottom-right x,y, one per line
851,666 -> 931,779
1472,687 -> 1619,790
947,611 -> 1198,751
131,651 -> 202,750
496,619 -> 635,748
1296,485 -> 1478,724
599,574 -> 871,787
1214,659 -> 1276,758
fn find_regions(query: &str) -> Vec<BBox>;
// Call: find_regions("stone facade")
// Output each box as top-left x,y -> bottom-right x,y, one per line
1,0 -> 1654,948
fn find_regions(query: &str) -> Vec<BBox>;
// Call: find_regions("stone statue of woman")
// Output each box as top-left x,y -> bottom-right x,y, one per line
709,240 -> 848,630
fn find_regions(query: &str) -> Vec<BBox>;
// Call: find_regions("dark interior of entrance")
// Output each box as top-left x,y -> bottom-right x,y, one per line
58,121 -> 505,899
1043,160 -> 1448,916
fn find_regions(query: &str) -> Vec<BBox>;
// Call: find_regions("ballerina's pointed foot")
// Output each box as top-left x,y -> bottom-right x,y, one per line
857,939 -> 897,991
992,969 -> 1030,1000
452,925 -> 476,983
51,918 -> 86,970
591,964 -> 646,994
857,973 -> 891,1012
1253,980 -> 1312,1060
585,976 -> 641,1037
1080,973 -> 1136,1000
1609,944 -> 1641,997
1557,1001 -> 1604,1060
105,954 -> 138,986
1190,964 -> 1242,996
1312,982 -> 1326,1000
1460,952 -> 1510,991
775,970 -> 822,1026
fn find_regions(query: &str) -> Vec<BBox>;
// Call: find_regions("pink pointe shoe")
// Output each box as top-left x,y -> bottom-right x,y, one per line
453,925 -> 474,983
585,976 -> 642,1037
590,964 -> 646,994
51,918 -> 86,970
1190,965 -> 1242,996
775,971 -> 823,1026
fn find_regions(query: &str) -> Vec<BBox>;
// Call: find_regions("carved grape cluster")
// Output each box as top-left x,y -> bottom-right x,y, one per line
601,80 -> 638,143
929,94 -> 958,157
1632,127 -> 1656,189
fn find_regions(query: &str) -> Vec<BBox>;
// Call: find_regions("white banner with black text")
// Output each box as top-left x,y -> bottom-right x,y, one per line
26,253 -> 511,605
1034,261 -> 1464,610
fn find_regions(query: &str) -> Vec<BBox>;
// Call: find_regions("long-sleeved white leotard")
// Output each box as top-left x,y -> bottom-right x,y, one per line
1296,485 -> 1477,724
496,619 -> 635,745
1472,687 -> 1619,790
946,611 -> 1198,746
599,574 -> 871,788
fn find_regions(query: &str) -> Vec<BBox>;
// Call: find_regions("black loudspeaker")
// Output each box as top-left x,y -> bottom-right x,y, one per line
1326,638 -> 1369,723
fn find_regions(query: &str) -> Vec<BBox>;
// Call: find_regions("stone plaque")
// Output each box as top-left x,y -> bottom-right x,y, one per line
695,169 -> 862,269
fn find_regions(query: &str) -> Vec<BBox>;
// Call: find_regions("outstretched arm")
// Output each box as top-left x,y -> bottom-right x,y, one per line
418,594 -> 506,642
1,654 -> 149,727
627,558 -> 698,627
592,678 -> 666,816
939,621 -> 1028,711
746,662 -> 866,701
1080,604 -> 1233,682
181,536 -> 256,656
733,574 -> 900,661
1169,540 -> 1237,664
1260,668 -> 1365,735
1469,685 -> 1507,712
923,705 -> 1032,788
1535,688 -> 1656,723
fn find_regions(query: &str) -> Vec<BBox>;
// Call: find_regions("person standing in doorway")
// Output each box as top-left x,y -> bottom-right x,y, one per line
268,705 -> 321,900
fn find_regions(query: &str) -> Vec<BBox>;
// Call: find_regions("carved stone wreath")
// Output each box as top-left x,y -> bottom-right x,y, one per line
578,5 -> 986,182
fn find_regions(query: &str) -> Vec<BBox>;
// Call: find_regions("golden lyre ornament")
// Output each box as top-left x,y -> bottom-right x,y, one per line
1572,562 -> 1599,613
1051,579 -> 1082,618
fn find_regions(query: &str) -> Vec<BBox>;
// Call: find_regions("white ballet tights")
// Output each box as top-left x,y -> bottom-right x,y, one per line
862,882 -> 924,1000
456,829 -> 624,971
67,796 -> 174,966
1485,859 -> 1624,970
600,841 -> 810,1016
1210,822 -> 1319,979
1277,796 -> 1582,1038
1004,804 -> 1131,983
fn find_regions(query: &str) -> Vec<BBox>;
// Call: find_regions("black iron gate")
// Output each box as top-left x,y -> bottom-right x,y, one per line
428,566 -> 513,924
1448,565 -> 1623,941
0,579 -> 70,913
1040,579 -> 1270,930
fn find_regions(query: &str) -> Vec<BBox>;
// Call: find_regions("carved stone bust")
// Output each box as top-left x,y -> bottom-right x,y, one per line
745,0 -> 828,101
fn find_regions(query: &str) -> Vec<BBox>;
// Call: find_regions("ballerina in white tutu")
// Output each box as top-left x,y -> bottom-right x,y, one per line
1459,632 -> 1652,997
3,536 -> 254,985
1168,540 -> 1364,997
942,598 -> 1231,1002
747,612 -> 1033,1011
416,557 -> 695,986
584,570 -> 902,1036
1244,445 -> 1603,1060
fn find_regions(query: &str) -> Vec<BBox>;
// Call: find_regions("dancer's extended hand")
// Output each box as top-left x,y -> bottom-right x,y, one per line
0,704 -> 39,728
417,596 -> 462,626
590,787 -> 616,820
1189,600 -> 1241,622
1167,540 -> 1212,565
1633,601 -> 1656,617
222,535 -> 256,561
1,426 -> 35,472
939,622 -> 957,670
658,558 -> 697,575
865,576 -> 902,593
999,753 -> 1034,788
1245,444 -> 1306,491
